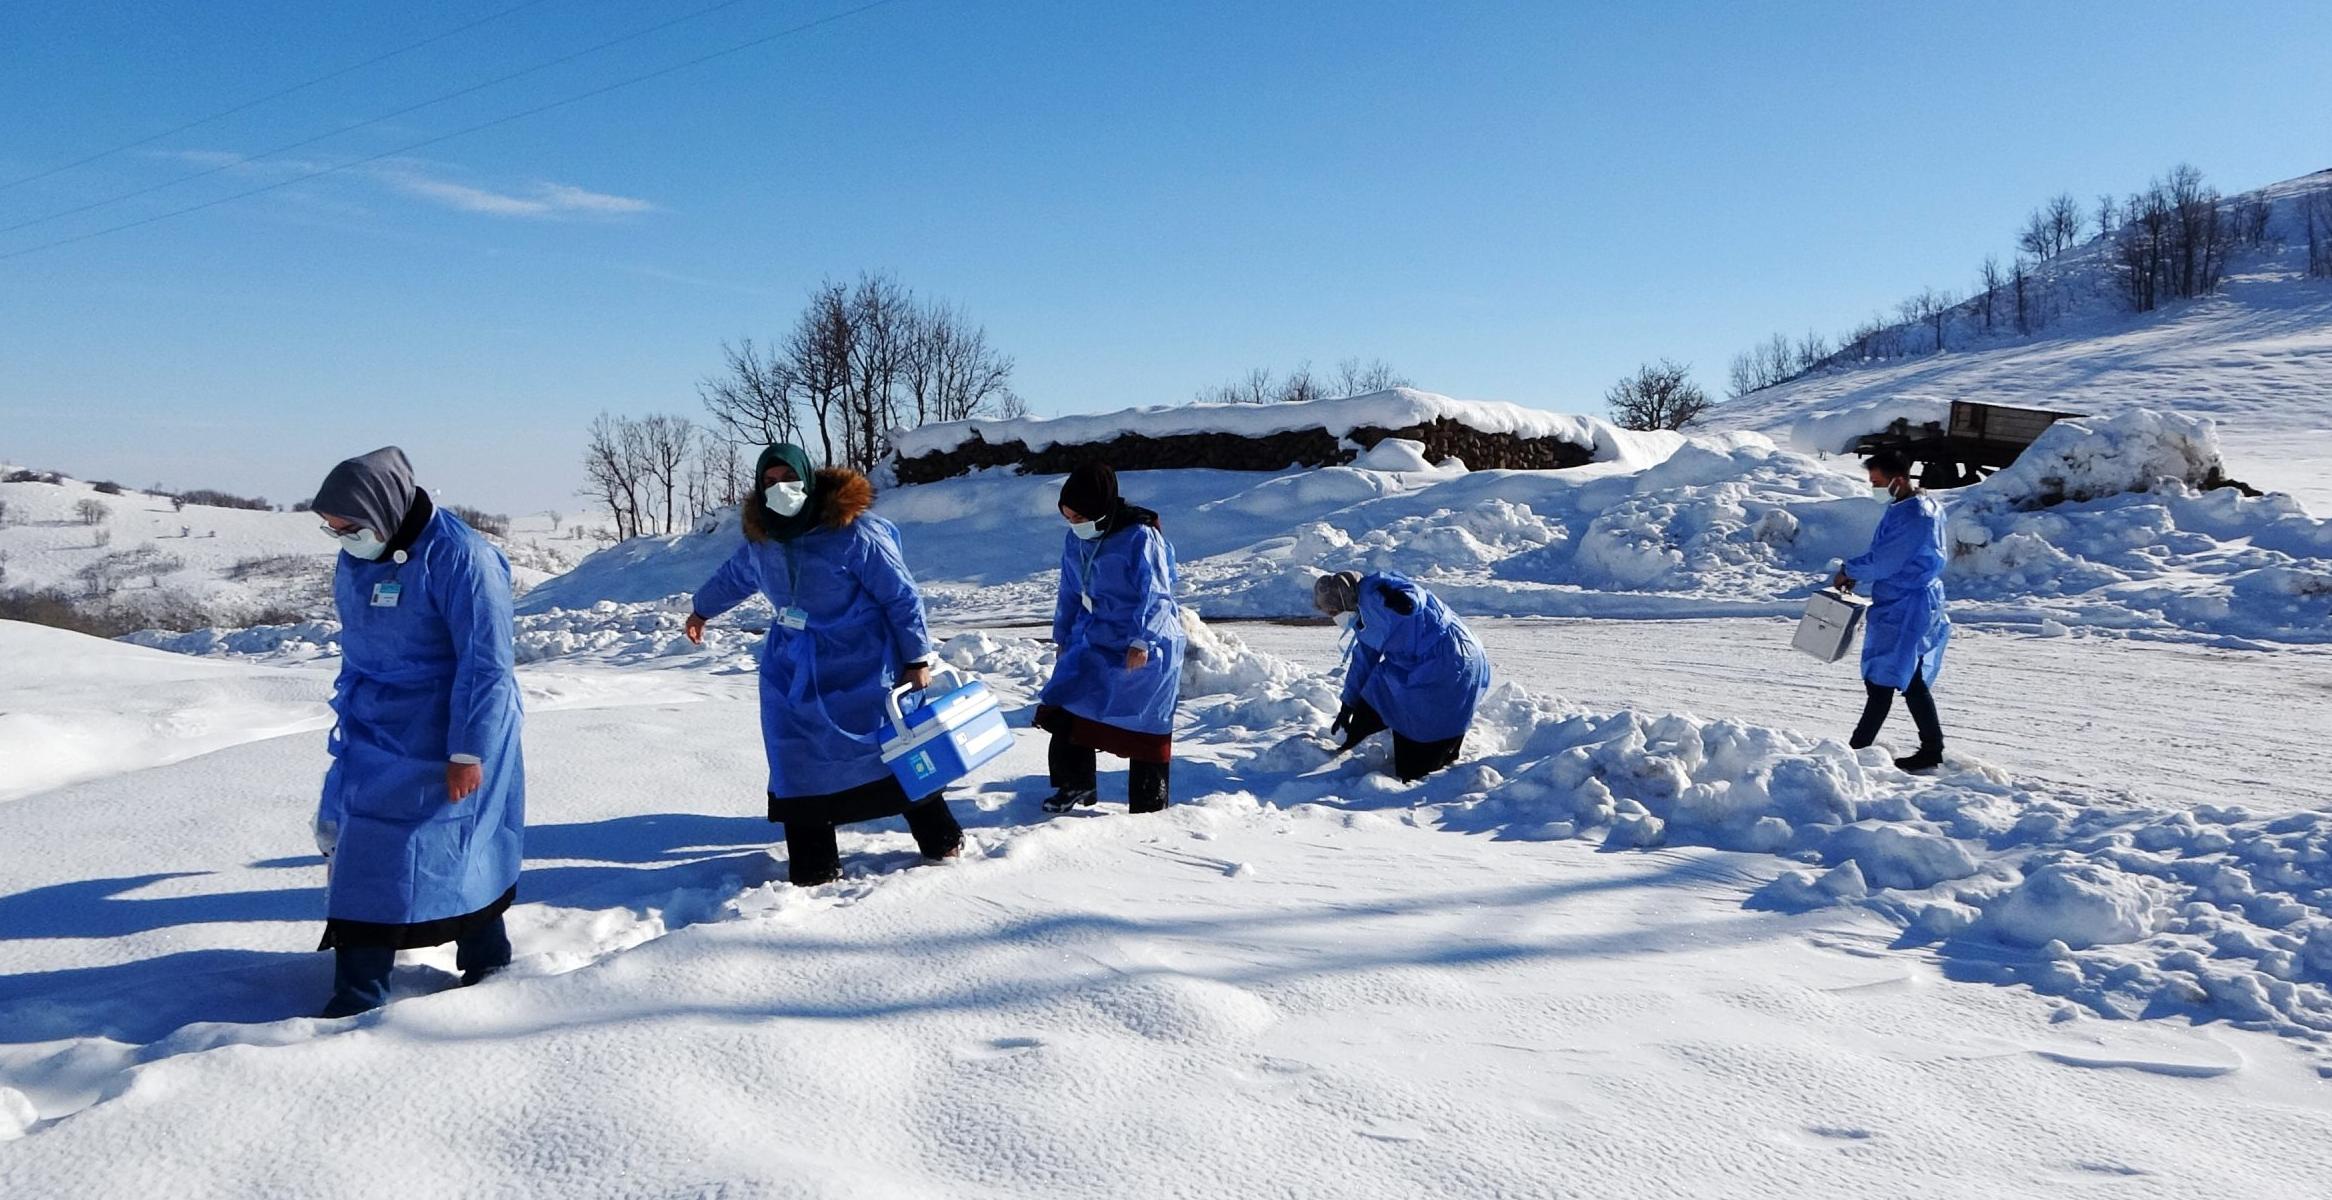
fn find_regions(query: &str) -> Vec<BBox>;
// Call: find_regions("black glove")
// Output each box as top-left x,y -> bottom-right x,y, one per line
1330,704 -> 1353,737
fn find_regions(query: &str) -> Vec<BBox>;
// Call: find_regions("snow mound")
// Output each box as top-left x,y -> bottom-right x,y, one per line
1983,859 -> 2160,950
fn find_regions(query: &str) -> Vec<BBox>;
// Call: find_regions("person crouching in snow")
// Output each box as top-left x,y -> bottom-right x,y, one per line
1036,463 -> 1187,815
685,444 -> 964,885
1314,570 -> 1491,782
311,447 -> 524,1018
1832,448 -> 1951,772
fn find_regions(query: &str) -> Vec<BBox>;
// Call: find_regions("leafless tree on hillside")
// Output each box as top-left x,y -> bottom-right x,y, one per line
2308,189 -> 2332,278
1977,255 -> 2005,331
1605,359 -> 1712,431
2046,193 -> 2085,256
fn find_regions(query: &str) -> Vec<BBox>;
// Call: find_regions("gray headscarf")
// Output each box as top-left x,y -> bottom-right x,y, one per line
312,446 -> 418,540
1312,570 -> 1361,616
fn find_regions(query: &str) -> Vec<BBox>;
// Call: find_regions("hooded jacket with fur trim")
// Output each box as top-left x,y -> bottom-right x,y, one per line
693,469 -> 935,798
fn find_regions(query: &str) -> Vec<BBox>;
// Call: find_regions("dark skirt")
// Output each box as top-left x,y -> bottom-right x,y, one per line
320,884 -> 517,952
769,775 -> 920,825
1033,704 -> 1173,764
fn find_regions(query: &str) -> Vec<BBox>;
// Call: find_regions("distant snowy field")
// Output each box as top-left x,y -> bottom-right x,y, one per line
0,471 -> 595,624
1715,171 -> 2332,514
5,615 -> 2332,1195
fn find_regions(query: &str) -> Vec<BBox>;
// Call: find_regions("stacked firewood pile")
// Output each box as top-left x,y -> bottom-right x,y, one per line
889,417 -> 1594,484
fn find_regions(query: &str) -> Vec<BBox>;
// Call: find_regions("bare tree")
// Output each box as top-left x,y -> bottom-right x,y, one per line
1198,367 -> 1277,405
581,412 -> 648,539
2012,255 -> 2033,333
1977,255 -> 2005,331
1331,357 -> 1410,395
1605,360 -> 1712,431
788,281 -> 853,467
699,338 -> 803,449
637,414 -> 694,535
844,272 -> 912,472
2095,193 -> 2119,238
1792,330 -> 1830,371
74,498 -> 108,525
2018,209 -> 2055,260
1275,360 -> 1325,404
2308,189 -> 2332,278
924,304 -> 1017,421
2231,194 -> 2273,248
2046,193 -> 2084,255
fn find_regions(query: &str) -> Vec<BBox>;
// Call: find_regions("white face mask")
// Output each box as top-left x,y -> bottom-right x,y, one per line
765,481 -> 809,517
1069,518 -> 1102,541
1332,611 -> 1356,631
333,528 -> 388,560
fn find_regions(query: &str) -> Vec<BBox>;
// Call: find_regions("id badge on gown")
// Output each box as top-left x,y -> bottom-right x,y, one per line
777,606 -> 809,630
371,582 -> 402,608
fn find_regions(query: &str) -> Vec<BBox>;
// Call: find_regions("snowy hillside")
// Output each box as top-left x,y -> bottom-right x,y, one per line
0,471 -> 592,628
515,402 -> 2331,648
1715,170 -> 2332,512
6,614 -> 2332,1193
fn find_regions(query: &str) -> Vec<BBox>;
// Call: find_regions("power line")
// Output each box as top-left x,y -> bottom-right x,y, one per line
0,0 -> 763,236
0,0 -> 559,193
0,0 -> 904,263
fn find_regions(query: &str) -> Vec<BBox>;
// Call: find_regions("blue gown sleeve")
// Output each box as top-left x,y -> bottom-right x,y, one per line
852,521 -> 934,666
1844,505 -> 1919,583
434,540 -> 518,761
693,543 -> 759,619
1342,640 -> 1380,706
1082,529 -> 1167,655
1052,537 -> 1078,646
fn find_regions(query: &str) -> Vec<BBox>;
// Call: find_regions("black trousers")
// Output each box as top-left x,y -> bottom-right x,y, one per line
1340,700 -> 1465,783
1850,670 -> 1944,752
775,776 -> 964,886
1048,730 -> 1170,813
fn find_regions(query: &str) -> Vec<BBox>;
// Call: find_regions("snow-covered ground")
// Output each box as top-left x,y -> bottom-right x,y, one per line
1714,171 -> 2332,513
5,613 -> 2332,1194
0,470 -> 596,625
519,403 -> 2331,649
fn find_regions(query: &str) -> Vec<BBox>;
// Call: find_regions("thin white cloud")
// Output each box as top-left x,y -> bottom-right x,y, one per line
374,168 -> 657,219
143,149 -> 656,220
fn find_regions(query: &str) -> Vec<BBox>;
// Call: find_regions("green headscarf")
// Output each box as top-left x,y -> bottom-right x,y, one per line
748,442 -> 824,542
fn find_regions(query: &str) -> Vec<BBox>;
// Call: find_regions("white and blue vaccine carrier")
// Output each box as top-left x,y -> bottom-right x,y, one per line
881,665 -> 1014,799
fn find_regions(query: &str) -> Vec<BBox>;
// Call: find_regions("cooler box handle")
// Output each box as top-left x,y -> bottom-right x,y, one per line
885,663 -> 972,741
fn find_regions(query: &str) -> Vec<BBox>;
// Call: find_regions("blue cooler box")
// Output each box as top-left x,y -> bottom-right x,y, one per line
881,665 -> 1015,799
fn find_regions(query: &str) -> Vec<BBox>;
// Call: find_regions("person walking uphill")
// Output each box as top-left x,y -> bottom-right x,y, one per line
311,447 -> 524,1018
1313,570 -> 1491,782
685,443 -> 964,885
1037,463 -> 1187,815
1833,448 -> 1952,772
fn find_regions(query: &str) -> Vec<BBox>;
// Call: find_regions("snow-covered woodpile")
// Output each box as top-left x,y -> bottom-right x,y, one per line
885,390 -> 1618,484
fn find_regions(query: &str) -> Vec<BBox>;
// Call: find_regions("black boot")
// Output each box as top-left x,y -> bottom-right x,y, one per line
1893,746 -> 1944,772
1042,787 -> 1097,814
1127,760 -> 1169,814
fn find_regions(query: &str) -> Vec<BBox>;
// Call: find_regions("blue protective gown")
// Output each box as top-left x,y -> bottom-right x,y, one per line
693,515 -> 933,798
1845,492 -> 1952,691
319,508 -> 525,928
1341,573 -> 1492,743
1040,522 -> 1186,736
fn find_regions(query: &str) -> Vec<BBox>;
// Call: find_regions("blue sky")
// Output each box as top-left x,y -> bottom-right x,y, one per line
3,0 -> 2327,514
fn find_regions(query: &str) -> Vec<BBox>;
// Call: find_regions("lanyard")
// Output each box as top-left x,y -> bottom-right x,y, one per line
1075,537 -> 1103,609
